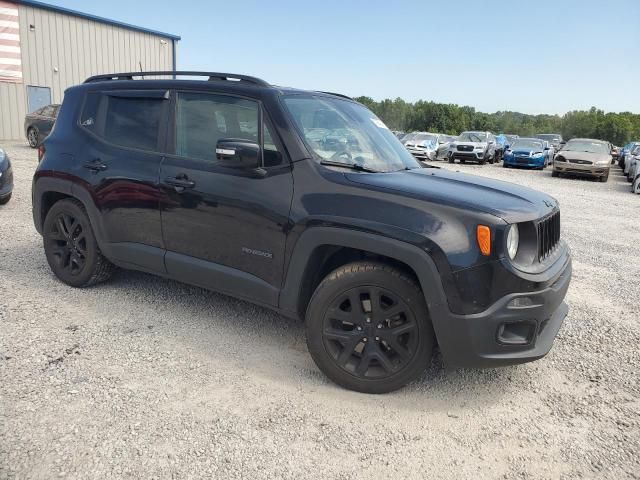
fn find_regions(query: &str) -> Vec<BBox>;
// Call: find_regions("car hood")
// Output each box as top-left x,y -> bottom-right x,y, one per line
511,147 -> 543,155
345,168 -> 558,223
556,150 -> 610,162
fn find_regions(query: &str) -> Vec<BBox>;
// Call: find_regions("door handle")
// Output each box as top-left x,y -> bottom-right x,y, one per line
164,175 -> 195,192
83,159 -> 108,172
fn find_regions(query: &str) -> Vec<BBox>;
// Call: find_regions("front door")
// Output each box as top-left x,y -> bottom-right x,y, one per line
159,91 -> 293,306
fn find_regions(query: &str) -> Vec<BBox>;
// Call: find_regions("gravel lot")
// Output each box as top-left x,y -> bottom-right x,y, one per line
1,142 -> 639,480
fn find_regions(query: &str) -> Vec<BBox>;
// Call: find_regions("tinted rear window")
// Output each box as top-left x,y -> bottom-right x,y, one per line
80,91 -> 166,152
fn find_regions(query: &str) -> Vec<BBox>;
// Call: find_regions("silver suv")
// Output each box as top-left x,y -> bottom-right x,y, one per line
449,131 -> 497,164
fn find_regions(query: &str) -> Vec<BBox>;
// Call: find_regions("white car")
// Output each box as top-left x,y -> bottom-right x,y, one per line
449,131 -> 497,165
625,145 -> 640,182
405,132 -> 440,160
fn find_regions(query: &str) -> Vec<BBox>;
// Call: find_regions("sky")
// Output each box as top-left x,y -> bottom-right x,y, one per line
42,0 -> 640,115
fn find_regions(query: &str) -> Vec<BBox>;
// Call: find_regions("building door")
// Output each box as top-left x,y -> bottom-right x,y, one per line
26,86 -> 51,113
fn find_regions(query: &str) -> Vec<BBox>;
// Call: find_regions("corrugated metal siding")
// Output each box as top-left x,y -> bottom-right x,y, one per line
0,3 -> 174,140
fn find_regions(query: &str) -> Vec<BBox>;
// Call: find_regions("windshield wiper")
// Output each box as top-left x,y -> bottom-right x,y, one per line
320,160 -> 382,173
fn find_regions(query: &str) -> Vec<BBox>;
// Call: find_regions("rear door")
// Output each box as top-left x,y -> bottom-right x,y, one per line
159,90 -> 294,305
74,89 -> 169,272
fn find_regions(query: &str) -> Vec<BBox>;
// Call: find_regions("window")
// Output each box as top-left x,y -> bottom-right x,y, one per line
80,91 -> 167,152
176,92 -> 282,166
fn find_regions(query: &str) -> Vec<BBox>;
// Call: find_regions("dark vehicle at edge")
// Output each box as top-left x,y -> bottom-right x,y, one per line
32,71 -> 572,394
24,104 -> 60,148
0,146 -> 13,204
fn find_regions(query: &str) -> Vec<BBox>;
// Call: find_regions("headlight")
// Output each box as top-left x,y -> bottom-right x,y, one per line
531,151 -> 543,157
507,224 -> 519,260
595,160 -> 610,166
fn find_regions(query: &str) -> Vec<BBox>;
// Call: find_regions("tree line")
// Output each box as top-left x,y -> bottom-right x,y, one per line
354,96 -> 640,146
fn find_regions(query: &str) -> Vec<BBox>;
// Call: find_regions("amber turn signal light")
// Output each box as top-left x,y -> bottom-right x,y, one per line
476,225 -> 491,256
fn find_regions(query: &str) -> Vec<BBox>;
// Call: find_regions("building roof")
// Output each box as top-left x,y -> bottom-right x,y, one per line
15,0 -> 181,41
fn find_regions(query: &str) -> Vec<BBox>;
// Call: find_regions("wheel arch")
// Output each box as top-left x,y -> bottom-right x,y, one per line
33,176 -> 106,244
279,227 -> 451,327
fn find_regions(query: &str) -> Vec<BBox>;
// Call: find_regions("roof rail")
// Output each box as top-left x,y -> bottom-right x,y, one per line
84,71 -> 270,86
317,91 -> 353,100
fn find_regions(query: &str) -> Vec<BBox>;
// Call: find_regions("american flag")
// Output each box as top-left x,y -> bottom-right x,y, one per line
0,0 -> 21,83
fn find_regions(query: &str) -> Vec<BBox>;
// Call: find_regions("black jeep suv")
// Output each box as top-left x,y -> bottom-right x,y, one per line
32,71 -> 571,393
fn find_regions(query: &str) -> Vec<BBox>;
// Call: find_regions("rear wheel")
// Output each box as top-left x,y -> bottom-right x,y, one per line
305,262 -> 434,394
43,199 -> 116,287
27,128 -> 39,148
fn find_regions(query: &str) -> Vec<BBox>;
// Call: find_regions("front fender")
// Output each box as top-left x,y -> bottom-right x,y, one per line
278,226 -> 455,342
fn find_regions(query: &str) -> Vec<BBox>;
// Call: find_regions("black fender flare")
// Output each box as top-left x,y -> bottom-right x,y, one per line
32,175 -> 107,246
278,226 -> 453,340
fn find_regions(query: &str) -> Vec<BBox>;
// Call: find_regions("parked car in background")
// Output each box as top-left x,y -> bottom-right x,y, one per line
448,131 -> 497,164
405,132 -> 440,160
0,146 -> 14,204
610,144 -> 619,163
618,141 -> 639,169
625,145 -> 640,182
552,138 -> 612,182
535,133 -> 564,152
503,138 -> 551,169
435,134 -> 456,160
24,104 -> 60,148
495,134 -> 509,161
400,132 -> 419,145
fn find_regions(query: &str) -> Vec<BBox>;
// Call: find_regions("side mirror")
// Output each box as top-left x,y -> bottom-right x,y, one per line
216,139 -> 261,169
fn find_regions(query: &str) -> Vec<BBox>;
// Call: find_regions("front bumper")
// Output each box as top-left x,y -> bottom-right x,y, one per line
451,151 -> 485,162
0,167 -> 13,198
554,162 -> 609,178
437,255 -> 572,369
407,148 -> 435,160
504,156 -> 545,168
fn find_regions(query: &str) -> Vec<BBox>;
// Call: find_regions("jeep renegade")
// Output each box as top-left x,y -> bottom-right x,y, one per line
32,71 -> 571,393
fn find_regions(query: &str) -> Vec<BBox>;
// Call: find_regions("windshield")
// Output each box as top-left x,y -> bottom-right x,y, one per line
512,139 -> 544,150
458,132 -> 487,142
283,95 -> 421,172
535,134 -> 562,143
413,133 -> 438,145
563,140 -> 609,154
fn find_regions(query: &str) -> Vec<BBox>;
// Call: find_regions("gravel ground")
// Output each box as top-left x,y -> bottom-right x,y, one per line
1,142 -> 639,480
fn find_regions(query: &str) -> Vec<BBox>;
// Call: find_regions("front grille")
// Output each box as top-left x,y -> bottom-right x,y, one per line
537,211 -> 561,262
516,158 -> 529,164
568,159 -> 592,165
457,145 -> 474,152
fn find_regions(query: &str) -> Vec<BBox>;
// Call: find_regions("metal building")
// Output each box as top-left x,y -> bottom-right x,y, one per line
0,0 -> 180,140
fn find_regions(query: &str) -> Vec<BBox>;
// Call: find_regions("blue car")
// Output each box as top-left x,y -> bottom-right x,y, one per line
503,138 -> 551,169
619,141 -> 639,169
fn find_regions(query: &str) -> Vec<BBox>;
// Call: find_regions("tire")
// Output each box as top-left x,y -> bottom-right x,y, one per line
448,156 -> 454,164
633,176 -> 640,194
479,159 -> 485,165
503,163 -> 508,168
460,159 -> 466,164
0,193 -> 11,205
552,170 -> 559,177
305,261 -> 434,394
27,127 -> 39,148
43,198 -> 116,287
600,173 -> 609,183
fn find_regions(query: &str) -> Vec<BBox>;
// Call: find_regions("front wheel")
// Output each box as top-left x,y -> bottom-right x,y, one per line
633,176 -> 640,194
600,173 -> 609,183
0,193 -> 11,205
305,262 -> 434,394
43,199 -> 116,287
552,170 -> 560,177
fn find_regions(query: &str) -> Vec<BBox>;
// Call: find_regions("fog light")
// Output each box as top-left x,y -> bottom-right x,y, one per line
497,322 -> 536,345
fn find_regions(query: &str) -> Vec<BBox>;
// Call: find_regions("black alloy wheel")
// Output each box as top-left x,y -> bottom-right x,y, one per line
322,286 -> 419,379
45,212 -> 88,276
43,199 -> 115,287
306,262 -> 434,393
